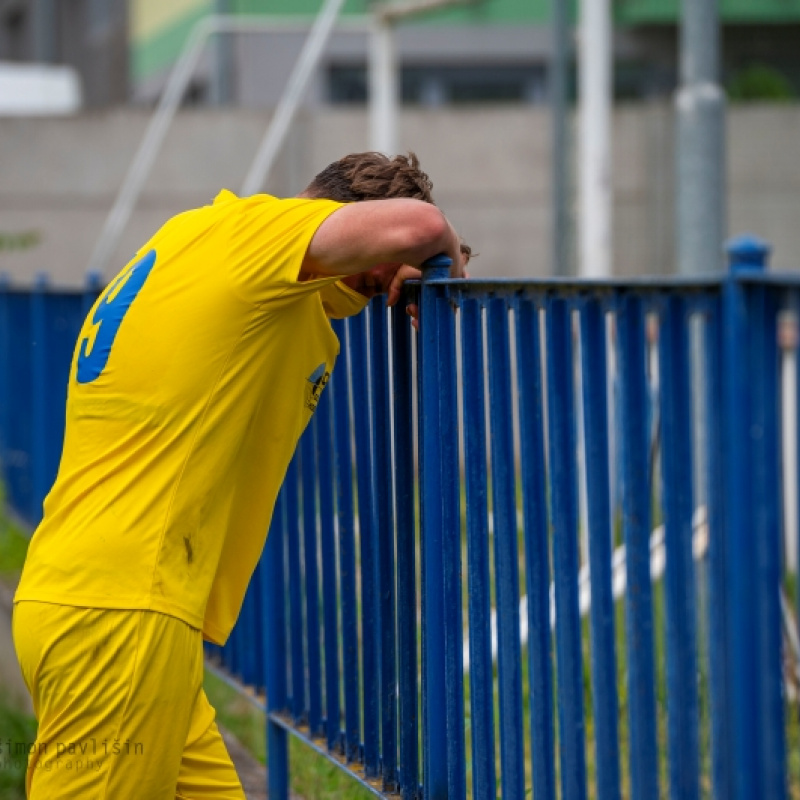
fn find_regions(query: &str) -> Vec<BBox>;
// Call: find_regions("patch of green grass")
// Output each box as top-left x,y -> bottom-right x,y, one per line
0,504 -> 29,579
0,690 -> 37,800
203,669 -> 375,800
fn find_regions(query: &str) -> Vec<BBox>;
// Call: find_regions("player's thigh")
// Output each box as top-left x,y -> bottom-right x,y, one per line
176,689 -> 246,800
13,602 -> 203,800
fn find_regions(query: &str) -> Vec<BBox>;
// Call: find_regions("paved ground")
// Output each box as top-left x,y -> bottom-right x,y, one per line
220,727 -> 269,800
0,577 -> 33,714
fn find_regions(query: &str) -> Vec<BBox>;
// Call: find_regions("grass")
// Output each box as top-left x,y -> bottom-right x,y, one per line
0,509 -> 29,578
203,669 -> 375,800
0,691 -> 37,800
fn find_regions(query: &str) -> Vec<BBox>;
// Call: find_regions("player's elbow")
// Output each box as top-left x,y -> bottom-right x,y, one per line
398,204 -> 450,260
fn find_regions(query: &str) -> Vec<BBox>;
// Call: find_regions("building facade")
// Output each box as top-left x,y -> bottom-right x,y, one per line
0,0 -> 128,107
130,0 -> 800,108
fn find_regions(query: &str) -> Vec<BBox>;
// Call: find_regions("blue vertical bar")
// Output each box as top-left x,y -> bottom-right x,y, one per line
701,294 -> 732,800
722,261 -> 760,800
83,271 -> 103,317
370,299 -> 399,790
330,318 -> 361,762
437,290 -> 466,800
659,294 -> 700,800
301,429 -> 322,736
579,297 -> 621,800
285,457 -> 306,722
748,283 -> 786,800
419,273 -> 448,800
350,308 -> 381,777
238,579 -> 258,686
251,561 -> 266,695
515,297 -> 556,800
6,293 -> 32,522
616,291 -> 659,800
31,273 -> 48,522
0,277 -> 10,481
461,297 -> 498,800
487,296 -> 525,800
545,296 -> 587,800
316,388 -> 341,751
796,289 -> 800,685
264,488 -> 289,800
391,301 -> 420,799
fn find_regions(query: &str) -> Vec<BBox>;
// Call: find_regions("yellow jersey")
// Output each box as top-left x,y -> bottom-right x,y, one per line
16,190 -> 347,644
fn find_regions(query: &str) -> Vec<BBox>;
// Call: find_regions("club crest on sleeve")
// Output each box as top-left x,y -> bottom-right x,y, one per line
305,363 -> 330,412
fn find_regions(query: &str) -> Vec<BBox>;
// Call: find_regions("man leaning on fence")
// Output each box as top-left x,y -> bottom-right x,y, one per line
12,152 -> 470,800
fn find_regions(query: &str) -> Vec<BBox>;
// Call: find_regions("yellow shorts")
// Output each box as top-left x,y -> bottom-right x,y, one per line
12,601 -> 246,800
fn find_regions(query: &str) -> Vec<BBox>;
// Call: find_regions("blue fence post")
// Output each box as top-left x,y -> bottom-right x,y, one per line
370,299 -> 399,791
437,281 -> 465,800
350,308 -> 381,777
285,458 -> 305,723
264,489 -> 289,800
487,296 -> 525,800
723,235 -> 786,800
0,274 -> 10,484
391,301 -> 420,799
300,428 -> 323,736
658,294 -> 700,800
419,256 -> 450,800
616,291 -> 659,800
330,318 -> 361,763
515,296 -> 556,800
83,271 -> 103,317
545,295 -> 587,800
701,293 -> 733,800
31,272 -> 49,522
461,296 -> 498,800
579,297 -> 621,800
315,389 -> 341,752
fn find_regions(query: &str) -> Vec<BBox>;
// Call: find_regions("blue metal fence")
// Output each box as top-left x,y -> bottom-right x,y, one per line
2,238 -> 799,799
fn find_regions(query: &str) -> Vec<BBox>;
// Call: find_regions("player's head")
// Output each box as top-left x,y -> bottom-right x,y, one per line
303,151 -> 434,203
303,151 -> 473,264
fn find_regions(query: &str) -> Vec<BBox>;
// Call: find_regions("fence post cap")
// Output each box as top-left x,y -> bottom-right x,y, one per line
85,270 -> 104,291
34,272 -> 49,290
725,234 -> 771,273
420,253 -> 452,282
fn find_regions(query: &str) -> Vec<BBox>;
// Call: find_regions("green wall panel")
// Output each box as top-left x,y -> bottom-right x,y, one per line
616,0 -> 800,23
132,3 -> 211,81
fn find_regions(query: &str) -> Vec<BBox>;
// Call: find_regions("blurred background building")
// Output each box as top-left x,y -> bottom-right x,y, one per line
0,0 -> 799,284
126,0 -> 800,109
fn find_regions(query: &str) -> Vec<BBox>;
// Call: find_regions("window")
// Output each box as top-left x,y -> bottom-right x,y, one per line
328,63 -> 547,106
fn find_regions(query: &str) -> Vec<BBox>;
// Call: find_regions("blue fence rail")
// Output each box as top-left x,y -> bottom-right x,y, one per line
1,239 -> 799,799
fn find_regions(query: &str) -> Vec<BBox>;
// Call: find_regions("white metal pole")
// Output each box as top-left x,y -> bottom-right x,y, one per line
241,0 -> 347,196
369,15 -> 399,155
578,0 -> 612,278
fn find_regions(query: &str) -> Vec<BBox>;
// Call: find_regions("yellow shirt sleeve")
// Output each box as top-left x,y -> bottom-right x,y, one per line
219,191 -> 346,305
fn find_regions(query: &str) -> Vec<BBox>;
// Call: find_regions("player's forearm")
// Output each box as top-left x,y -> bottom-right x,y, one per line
304,199 -> 459,278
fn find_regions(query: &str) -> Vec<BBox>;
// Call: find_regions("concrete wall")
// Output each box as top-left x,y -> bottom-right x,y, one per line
0,104 -> 799,288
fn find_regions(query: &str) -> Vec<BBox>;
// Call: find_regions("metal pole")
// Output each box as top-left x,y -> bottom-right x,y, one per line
369,14 -> 398,155
367,0 -> 476,160
550,0 -> 571,277
32,0 -> 57,63
240,0 -> 347,196
210,0 -> 233,105
578,0 -> 612,278
676,0 -> 725,275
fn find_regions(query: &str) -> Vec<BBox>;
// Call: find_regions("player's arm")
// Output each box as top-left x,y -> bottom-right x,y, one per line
300,198 -> 463,279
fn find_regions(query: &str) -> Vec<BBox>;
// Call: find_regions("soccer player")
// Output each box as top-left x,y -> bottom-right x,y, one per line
12,152 -> 469,799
